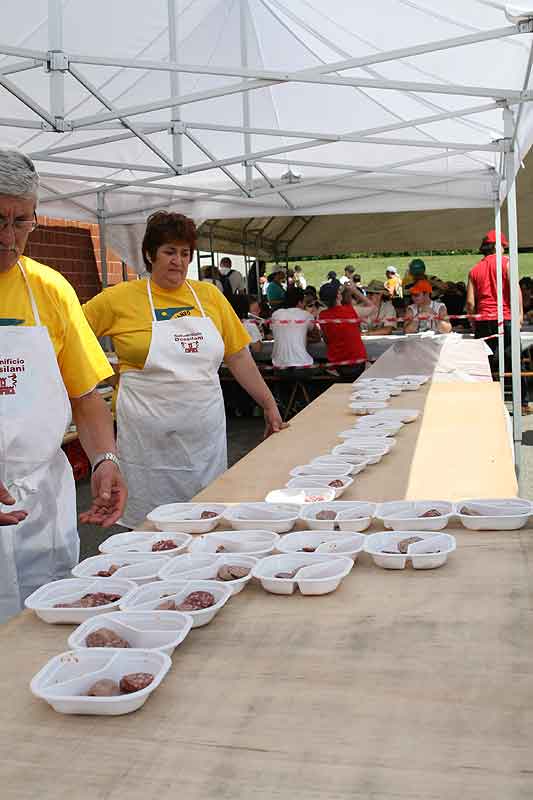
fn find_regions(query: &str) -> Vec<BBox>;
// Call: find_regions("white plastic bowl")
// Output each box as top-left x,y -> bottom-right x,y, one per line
147,503 -> 227,534
364,531 -> 456,570
351,391 -> 391,401
99,530 -> 192,557
252,553 -> 353,595
276,531 -> 365,561
265,487 -> 336,505
72,554 -> 171,585
189,530 -> 279,558
372,409 -> 420,423
285,476 -> 354,499
25,578 -> 137,624
119,579 -> 232,628
395,374 -> 430,384
338,428 -> 397,440
310,455 -> 369,476
375,500 -> 455,531
224,503 -> 299,533
68,610 -> 193,656
300,501 -> 376,531
455,498 -> 532,530
30,649 -> 171,715
354,419 -> 404,435
336,436 -> 396,450
348,401 -> 389,415
331,444 -> 388,464
291,462 -> 354,479
157,553 -> 257,595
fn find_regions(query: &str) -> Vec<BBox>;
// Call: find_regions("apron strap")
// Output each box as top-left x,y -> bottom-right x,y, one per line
17,260 -> 41,326
146,277 -> 208,321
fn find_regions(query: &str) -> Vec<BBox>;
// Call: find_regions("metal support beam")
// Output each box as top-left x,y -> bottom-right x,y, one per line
167,0 -> 183,168
184,129 -> 250,195
495,202 -> 505,399
97,192 -> 108,288
0,74 -> 55,128
48,0 -> 65,124
240,0 -> 253,192
504,108 -> 522,476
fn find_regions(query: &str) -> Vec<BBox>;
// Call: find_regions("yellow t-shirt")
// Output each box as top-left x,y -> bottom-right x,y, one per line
83,278 -> 251,373
0,256 -> 113,397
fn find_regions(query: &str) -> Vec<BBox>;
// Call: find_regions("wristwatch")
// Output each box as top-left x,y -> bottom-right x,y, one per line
91,452 -> 120,474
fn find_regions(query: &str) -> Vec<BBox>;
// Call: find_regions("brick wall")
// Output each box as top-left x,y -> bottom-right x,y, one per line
25,215 -> 136,303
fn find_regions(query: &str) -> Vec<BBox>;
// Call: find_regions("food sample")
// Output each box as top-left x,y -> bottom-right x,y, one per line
275,569 -> 299,579
328,480 -> 344,488
397,536 -> 423,554
299,546 -> 317,553
419,509 -> 441,518
216,564 -> 250,581
215,544 -> 226,553
460,506 -> 481,516
86,679 -> 120,697
151,539 -> 177,552
201,510 -> 218,519
157,599 -> 177,610
54,592 -> 121,609
316,509 -> 337,520
119,672 -> 154,694
85,628 -> 131,649
177,590 -> 216,611
95,564 -> 121,577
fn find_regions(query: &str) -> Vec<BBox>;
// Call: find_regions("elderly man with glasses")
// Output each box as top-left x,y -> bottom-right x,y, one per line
0,148 -> 127,621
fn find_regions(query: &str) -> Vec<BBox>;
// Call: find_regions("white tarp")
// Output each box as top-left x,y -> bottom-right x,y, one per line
1,0 -> 533,267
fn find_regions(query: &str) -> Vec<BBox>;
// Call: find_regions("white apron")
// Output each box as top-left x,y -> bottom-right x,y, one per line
117,279 -> 227,528
0,262 -> 78,621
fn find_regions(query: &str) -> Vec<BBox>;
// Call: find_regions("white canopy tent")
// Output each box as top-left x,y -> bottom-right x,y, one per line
1,0 -> 533,474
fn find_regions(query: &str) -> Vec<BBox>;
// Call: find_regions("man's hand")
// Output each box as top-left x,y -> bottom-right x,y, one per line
264,403 -> 289,438
79,462 -> 127,528
0,481 -> 28,526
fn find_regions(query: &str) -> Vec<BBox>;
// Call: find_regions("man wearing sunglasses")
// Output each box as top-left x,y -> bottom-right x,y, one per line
0,148 -> 127,621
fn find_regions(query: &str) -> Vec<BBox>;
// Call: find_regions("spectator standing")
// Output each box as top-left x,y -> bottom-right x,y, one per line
293,265 -> 307,289
219,256 -> 245,300
266,269 -> 286,310
247,259 -> 266,296
339,265 -> 356,285
404,280 -> 452,334
384,266 -> 402,298
318,283 -> 368,379
271,286 -> 315,369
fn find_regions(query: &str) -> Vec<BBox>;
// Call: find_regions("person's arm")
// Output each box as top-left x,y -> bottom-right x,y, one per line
436,304 -> 452,334
0,482 -> 28,526
465,274 -> 476,317
519,286 -> 524,327
225,347 -> 288,437
365,325 -> 393,336
71,389 -> 127,527
348,282 -> 373,307
250,340 -> 262,354
403,308 -> 418,334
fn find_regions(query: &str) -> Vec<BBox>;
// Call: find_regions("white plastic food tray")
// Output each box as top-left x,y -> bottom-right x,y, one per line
364,531 -> 456,570
72,553 -> 171,585
98,530 -> 192,557
30,649 -> 171,715
375,500 -> 455,531
331,443 -> 389,464
309,455 -> 369,475
455,498 -> 532,530
276,531 -> 365,561
25,578 -> 137,624
147,503 -> 227,533
285,476 -> 354,499
157,553 -> 257,595
252,553 -> 353,595
119,579 -> 232,627
189,530 -> 279,558
291,461 -> 355,478
348,401 -> 389,415
300,501 -> 376,531
68,610 -> 193,656
371,409 -> 420,423
224,503 -> 299,533
265,487 -> 336,505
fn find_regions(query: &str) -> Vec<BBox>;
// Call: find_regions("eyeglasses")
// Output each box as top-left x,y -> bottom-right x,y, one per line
0,212 -> 38,233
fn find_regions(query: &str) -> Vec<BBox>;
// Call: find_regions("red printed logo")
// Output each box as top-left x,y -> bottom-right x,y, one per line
0,358 -> 25,395
173,332 -> 204,354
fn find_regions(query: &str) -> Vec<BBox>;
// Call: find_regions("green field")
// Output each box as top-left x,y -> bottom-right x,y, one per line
267,253 -> 533,289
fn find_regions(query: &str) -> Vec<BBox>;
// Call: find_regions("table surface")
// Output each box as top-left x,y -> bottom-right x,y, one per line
1,372 -> 531,800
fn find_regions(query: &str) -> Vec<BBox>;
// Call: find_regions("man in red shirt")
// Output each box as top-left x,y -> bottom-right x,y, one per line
318,283 -> 370,379
466,229 -> 528,411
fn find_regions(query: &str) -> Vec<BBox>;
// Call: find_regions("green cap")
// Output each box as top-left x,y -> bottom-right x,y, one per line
408,258 -> 426,276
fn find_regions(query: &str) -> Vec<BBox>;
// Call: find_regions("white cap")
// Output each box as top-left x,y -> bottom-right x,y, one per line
386,266 -> 398,275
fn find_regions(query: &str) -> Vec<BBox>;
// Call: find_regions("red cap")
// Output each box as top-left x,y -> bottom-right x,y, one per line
483,229 -> 508,247
409,279 -> 433,295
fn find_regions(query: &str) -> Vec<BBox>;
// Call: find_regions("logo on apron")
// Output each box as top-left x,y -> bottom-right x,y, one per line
173,332 -> 204,354
155,306 -> 194,321
0,358 -> 25,394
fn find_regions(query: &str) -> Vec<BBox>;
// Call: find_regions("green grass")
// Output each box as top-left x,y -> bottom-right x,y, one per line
267,253 -> 533,289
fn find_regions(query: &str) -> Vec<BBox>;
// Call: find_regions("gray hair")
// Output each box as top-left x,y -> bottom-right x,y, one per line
0,148 -> 39,199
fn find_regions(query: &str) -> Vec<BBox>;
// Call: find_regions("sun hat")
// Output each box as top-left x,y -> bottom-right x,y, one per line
366,279 -> 386,294
385,266 -> 398,275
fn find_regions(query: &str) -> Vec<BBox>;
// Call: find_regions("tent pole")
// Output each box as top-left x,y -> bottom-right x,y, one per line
240,0 -> 253,192
167,0 -> 183,168
504,108 -> 522,477
494,203 -> 505,398
48,0 -> 64,126
97,192 -> 108,289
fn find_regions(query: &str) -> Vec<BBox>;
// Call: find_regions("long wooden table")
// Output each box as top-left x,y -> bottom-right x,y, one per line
1,375 -> 531,800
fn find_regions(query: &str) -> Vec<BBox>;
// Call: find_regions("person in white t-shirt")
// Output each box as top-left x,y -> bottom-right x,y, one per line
232,295 -> 262,354
271,286 -> 316,369
293,265 -> 307,289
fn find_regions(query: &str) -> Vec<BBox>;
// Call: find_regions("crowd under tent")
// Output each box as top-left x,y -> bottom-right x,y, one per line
2,0 -> 533,473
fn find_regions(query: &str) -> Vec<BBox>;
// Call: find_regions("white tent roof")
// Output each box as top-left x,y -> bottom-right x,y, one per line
2,0 -> 533,263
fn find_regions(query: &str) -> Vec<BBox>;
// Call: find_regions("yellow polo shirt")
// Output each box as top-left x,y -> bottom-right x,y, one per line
83,277 -> 251,373
0,257 -> 113,397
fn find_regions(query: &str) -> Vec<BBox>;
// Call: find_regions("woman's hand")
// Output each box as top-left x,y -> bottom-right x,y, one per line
79,462 -> 127,528
264,402 -> 289,438
0,481 -> 28,526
